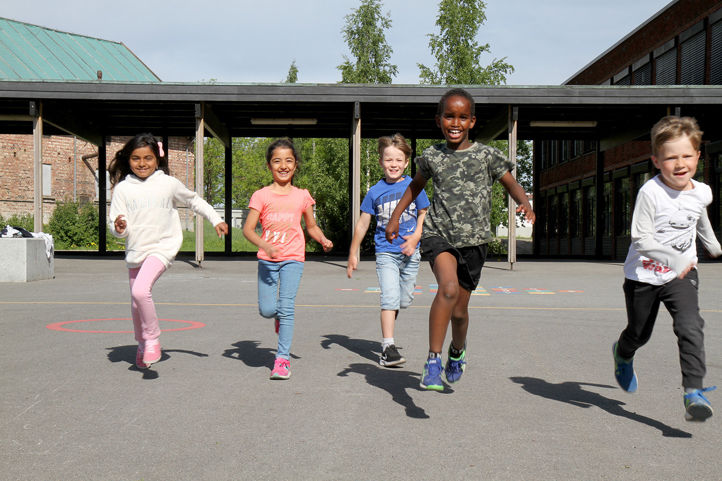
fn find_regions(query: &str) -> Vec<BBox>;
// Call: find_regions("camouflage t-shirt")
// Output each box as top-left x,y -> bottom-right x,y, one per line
416,142 -> 513,247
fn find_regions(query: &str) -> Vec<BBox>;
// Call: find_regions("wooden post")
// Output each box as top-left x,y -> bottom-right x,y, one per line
31,101 -> 43,232
350,101 -> 361,260
195,103 -> 205,265
507,106 -> 518,269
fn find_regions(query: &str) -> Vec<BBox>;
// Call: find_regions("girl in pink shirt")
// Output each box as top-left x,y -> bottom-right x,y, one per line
243,138 -> 333,379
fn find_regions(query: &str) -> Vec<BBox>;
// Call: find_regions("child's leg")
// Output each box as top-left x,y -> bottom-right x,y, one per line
128,256 -> 166,343
275,260 -> 304,360
449,288 -> 472,351
661,271 -> 706,389
257,260 -> 280,319
618,278 -> 661,359
398,250 -> 421,310
376,253 -> 403,339
428,252 -> 461,353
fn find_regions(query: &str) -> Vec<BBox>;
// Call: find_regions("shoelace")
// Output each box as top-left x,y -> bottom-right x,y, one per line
687,386 -> 717,404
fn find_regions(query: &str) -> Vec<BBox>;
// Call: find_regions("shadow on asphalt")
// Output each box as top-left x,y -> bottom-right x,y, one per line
509,376 -> 692,438
106,345 -> 208,380
322,334 -> 454,419
222,340 -> 300,369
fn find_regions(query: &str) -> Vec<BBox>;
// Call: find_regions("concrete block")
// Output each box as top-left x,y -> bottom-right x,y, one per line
0,238 -> 54,282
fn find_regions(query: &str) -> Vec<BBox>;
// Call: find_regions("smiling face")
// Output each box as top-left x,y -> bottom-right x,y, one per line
379,146 -> 409,183
268,147 -> 297,186
129,146 -> 158,180
436,95 -> 476,150
651,134 -> 700,191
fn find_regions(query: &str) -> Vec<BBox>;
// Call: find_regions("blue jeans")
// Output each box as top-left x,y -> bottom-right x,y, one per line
257,260 -> 304,360
375,250 -> 421,310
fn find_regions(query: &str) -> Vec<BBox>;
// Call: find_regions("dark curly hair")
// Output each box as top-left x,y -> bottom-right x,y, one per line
108,133 -> 169,186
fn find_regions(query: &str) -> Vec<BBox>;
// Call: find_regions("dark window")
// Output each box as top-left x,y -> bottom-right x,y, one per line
711,21 -> 722,85
614,75 -> 631,85
602,181 -> 612,236
633,63 -> 652,85
680,31 -> 706,84
615,177 -> 631,236
559,192 -> 569,236
570,189 -> 582,238
549,195 -> 559,236
583,184 -> 596,237
656,48 -> 677,85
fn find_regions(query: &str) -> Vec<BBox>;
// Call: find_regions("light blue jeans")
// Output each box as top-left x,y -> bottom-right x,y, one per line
375,250 -> 421,311
257,259 -> 304,360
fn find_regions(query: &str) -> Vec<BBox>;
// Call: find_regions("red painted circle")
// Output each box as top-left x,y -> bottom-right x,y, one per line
46,318 -> 205,333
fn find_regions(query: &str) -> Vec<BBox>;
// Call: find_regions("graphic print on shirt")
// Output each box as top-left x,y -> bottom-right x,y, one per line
262,206 -> 296,246
665,209 -> 698,252
376,192 -> 417,230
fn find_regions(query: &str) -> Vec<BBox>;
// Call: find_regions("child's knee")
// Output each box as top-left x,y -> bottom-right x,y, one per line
438,281 -> 460,301
130,285 -> 152,304
258,305 -> 277,319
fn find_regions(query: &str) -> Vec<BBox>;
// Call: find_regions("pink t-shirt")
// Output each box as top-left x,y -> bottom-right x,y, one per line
248,185 -> 316,262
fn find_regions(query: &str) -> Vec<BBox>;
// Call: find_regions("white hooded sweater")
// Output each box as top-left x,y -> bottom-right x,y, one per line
109,170 -> 223,268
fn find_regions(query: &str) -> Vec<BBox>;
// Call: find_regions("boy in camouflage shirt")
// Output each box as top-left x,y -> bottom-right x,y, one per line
386,88 -> 535,391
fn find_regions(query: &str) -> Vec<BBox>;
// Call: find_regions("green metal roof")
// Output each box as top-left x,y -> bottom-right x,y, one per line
0,17 -> 160,82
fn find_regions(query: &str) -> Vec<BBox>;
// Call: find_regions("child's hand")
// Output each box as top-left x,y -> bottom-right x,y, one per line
385,219 -> 399,243
114,215 -> 127,234
399,235 -> 418,256
346,255 -> 357,278
263,245 -> 280,259
321,238 -> 333,252
678,262 -> 696,279
517,203 -> 536,224
215,222 -> 229,237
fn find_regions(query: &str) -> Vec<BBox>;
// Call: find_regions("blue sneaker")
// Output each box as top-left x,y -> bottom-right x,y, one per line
684,386 -> 716,421
445,344 -> 466,383
612,342 -> 637,393
420,357 -> 444,391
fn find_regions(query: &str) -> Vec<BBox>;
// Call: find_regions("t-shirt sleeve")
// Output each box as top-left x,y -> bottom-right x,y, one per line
488,147 -> 513,182
415,155 -> 433,180
360,191 -> 375,215
302,189 -> 316,211
415,188 -> 430,210
248,189 -> 264,212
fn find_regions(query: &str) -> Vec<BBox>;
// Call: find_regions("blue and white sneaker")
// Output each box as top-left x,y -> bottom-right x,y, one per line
444,344 -> 466,383
612,342 -> 637,393
420,357 -> 444,391
684,386 -> 716,421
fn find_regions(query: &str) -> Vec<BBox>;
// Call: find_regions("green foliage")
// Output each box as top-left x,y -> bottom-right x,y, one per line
180,221 -> 256,252
0,213 -> 34,232
338,0 -> 397,84
48,201 -> 123,250
285,60 -> 299,83
418,0 -> 513,85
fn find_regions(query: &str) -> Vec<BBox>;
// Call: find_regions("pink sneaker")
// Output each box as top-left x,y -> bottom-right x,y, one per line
270,358 -> 291,380
135,344 -> 149,369
142,342 -> 162,366
274,318 -> 280,334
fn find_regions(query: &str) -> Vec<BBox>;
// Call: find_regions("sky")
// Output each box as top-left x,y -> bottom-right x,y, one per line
3,0 -> 674,85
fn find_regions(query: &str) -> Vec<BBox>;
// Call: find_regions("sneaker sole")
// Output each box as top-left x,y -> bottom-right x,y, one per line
270,373 -> 291,380
685,404 -> 713,421
420,382 -> 444,391
380,357 -> 406,367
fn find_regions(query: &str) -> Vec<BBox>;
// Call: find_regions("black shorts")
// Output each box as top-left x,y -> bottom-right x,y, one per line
420,236 -> 487,291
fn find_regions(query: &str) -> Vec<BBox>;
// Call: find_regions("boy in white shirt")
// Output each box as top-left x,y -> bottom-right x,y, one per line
612,116 -> 720,421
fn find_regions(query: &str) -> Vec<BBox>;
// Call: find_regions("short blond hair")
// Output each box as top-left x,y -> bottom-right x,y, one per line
651,116 -> 702,156
377,133 -> 412,160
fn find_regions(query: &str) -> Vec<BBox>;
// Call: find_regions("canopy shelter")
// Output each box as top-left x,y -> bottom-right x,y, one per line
2,81 -> 722,264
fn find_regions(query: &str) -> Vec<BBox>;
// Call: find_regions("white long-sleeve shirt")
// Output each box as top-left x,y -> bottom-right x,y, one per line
109,170 -> 223,268
624,175 -> 722,285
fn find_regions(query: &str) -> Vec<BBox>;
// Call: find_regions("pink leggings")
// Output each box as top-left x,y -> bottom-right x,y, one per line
128,255 -> 166,344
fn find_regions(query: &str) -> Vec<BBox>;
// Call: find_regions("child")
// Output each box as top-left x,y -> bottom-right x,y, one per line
347,133 -> 430,367
386,88 -> 534,391
108,133 -> 228,369
612,116 -> 720,421
243,138 -> 333,380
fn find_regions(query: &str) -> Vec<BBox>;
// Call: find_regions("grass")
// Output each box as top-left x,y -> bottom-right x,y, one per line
180,221 -> 256,252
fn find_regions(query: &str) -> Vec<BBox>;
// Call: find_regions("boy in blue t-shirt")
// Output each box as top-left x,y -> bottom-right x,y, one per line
347,133 -> 430,367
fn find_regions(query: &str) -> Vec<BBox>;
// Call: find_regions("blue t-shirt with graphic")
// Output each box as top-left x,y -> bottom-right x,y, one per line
361,176 -> 430,254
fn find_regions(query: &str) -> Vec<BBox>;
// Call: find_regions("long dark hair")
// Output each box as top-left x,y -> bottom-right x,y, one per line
108,133 -> 169,186
265,138 -> 301,184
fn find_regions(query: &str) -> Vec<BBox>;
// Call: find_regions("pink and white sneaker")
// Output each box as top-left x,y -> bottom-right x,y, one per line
135,344 -> 149,369
270,358 -> 291,380
142,342 -> 162,366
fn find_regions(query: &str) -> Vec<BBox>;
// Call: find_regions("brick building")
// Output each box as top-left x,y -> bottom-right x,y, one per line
534,0 -> 722,258
0,18 -> 197,230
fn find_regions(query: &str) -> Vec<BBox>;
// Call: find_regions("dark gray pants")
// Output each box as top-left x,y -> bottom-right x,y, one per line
618,270 -> 706,389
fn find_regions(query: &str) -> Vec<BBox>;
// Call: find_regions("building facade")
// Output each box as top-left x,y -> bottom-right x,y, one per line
534,0 -> 722,258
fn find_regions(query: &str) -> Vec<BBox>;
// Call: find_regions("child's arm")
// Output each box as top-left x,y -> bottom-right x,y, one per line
242,208 -> 278,259
696,208 -> 722,258
108,189 -> 128,238
499,172 -> 535,224
303,206 -> 333,252
399,207 -> 428,256
174,181 -> 228,237
631,192 -> 695,277
386,172 -> 428,242
347,212 -> 372,278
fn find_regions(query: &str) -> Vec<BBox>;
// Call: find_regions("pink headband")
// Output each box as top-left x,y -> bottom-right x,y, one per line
157,141 -> 165,158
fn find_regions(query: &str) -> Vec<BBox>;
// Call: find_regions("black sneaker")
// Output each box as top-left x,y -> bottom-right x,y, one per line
380,344 -> 406,367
